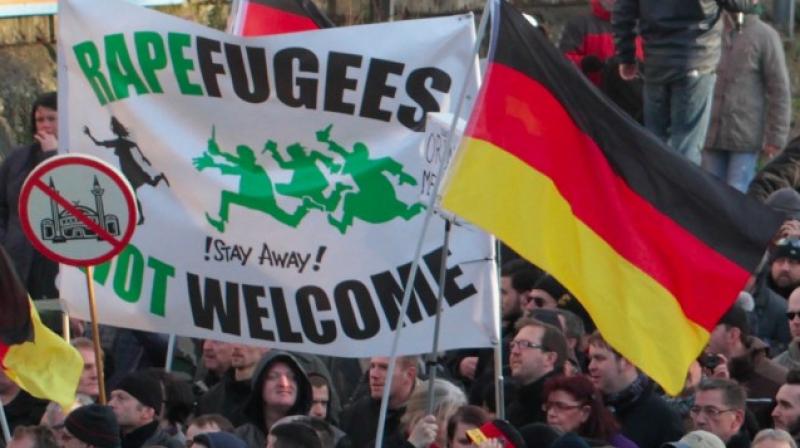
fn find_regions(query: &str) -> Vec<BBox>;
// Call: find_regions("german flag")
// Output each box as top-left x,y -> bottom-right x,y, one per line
231,0 -> 334,36
440,1 -> 784,394
0,245 -> 83,408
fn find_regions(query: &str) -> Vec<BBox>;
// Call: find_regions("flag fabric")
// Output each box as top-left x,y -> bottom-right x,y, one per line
440,0 -> 785,395
230,0 -> 334,36
0,246 -> 83,409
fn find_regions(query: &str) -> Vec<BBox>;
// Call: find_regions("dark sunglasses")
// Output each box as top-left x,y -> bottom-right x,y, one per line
787,311 -> 800,320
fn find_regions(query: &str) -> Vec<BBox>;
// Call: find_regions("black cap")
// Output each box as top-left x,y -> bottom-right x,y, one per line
65,405 -> 121,448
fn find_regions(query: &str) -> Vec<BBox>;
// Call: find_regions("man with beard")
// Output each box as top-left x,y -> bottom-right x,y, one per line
769,237 -> 800,299
196,343 -> 269,426
772,369 -> 800,443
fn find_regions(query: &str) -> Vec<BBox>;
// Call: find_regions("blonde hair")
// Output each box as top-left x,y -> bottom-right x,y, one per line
753,429 -> 797,448
401,378 -> 467,432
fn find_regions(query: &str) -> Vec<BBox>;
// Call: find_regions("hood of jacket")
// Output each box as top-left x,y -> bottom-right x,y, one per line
243,350 -> 312,429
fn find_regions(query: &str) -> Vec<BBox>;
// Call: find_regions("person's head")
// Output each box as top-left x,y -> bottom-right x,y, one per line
245,351 -> 312,431
523,274 -> 569,312
63,404 -> 121,448
500,260 -> 541,321
109,117 -> 128,137
71,337 -> 100,398
662,430 -> 725,448
556,309 -> 586,352
772,369 -> 800,434
752,429 -> 798,448
202,340 -> 234,376
267,421 -> 322,448
509,318 -> 567,385
185,414 -> 234,448
30,92 -> 57,139
706,305 -> 749,358
446,405 -> 490,448
307,374 -> 330,420
9,426 -> 58,448
787,289 -> 800,340
40,394 -> 93,433
190,432 -> 247,448
690,379 -> 746,443
586,332 -> 637,395
401,379 -> 467,448
542,375 -> 619,439
368,356 -> 418,408
271,416 -> 336,448
108,372 -> 163,432
229,343 -> 269,378
771,238 -> 800,290
262,361 -> 299,414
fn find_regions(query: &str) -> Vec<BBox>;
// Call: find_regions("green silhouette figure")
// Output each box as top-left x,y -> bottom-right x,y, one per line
316,125 -> 425,234
263,141 -> 351,211
193,130 -> 320,232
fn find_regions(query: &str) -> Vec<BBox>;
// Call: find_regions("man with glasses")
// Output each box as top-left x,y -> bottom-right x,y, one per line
505,317 -> 567,428
690,379 -> 748,447
587,331 -> 682,448
771,369 -> 800,443
775,289 -> 800,370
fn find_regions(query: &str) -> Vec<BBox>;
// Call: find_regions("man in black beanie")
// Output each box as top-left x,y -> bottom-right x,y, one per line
108,372 -> 181,448
62,404 -> 121,448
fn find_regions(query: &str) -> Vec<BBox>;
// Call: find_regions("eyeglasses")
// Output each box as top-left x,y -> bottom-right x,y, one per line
787,311 -> 800,321
509,340 -> 544,351
542,401 -> 583,412
689,405 -> 736,418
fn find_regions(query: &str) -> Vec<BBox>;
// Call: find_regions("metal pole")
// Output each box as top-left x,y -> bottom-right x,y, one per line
85,266 -> 107,404
0,402 -> 10,444
374,3 -> 494,447
165,334 -> 176,372
493,238 -> 505,419
425,219 -> 453,415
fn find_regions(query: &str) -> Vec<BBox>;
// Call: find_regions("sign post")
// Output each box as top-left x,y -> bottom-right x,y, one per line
19,154 -> 137,404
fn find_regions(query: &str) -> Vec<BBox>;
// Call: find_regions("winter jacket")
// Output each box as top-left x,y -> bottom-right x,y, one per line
195,369 -> 252,427
704,14 -> 791,153
750,275 -> 791,355
121,420 -> 183,448
0,143 -> 58,298
234,351 -> 312,448
505,370 -> 558,428
613,0 -> 754,83
774,340 -> 800,371
339,394 -> 406,448
606,380 -> 683,448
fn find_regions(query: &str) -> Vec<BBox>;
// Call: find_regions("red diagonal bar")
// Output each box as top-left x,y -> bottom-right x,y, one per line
33,178 -> 124,251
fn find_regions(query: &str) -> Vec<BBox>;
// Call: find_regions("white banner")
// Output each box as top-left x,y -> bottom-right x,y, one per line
57,0 -> 497,356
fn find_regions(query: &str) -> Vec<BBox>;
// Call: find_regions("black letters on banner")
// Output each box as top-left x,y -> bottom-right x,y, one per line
185,246 -> 479,345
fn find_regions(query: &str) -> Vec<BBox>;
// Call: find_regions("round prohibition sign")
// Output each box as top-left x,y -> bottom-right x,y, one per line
19,154 -> 137,267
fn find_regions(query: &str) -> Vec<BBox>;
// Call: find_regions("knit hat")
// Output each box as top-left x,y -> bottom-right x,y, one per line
718,304 -> 750,337
114,372 -> 163,411
773,236 -> 800,262
661,430 -> 725,448
64,404 -> 121,448
766,187 -> 800,220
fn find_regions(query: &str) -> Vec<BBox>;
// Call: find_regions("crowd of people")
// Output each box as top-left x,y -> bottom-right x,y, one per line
1,0 -> 800,448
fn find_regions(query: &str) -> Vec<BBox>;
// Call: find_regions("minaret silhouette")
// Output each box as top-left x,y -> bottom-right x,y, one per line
49,177 -> 66,243
92,176 -> 106,237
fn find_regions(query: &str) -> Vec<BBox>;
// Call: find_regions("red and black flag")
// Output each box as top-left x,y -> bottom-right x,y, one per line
230,0 -> 334,37
441,0 -> 784,394
0,245 -> 82,408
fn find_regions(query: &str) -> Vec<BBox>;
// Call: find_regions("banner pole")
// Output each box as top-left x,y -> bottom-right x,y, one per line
374,3 -> 493,447
0,402 -> 10,444
62,310 -> 71,341
493,238 -> 505,419
85,266 -> 107,405
425,219 -> 452,414
165,334 -> 176,372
